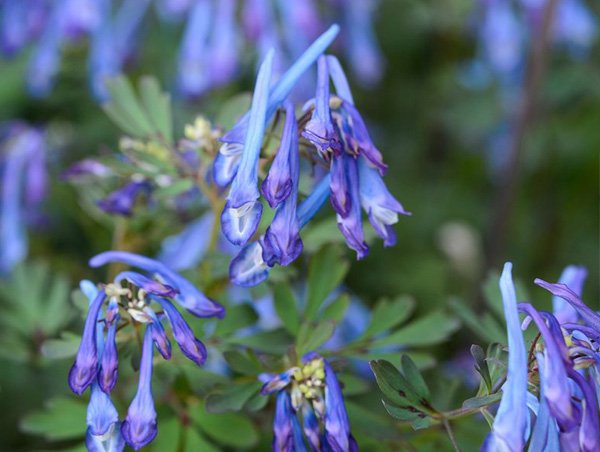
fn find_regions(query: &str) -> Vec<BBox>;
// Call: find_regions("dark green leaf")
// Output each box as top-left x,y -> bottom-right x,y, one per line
273,283 -> 300,335
243,392 -> 269,412
205,381 -> 262,413
411,416 -> 433,430
382,400 -> 421,421
401,354 -> 430,400
369,360 -> 416,407
470,344 -> 492,393
184,427 -> 219,452
223,350 -> 262,375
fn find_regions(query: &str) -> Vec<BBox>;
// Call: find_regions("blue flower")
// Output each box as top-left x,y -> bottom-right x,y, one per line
177,0 -> 212,97
229,175 -> 331,287
89,250 -> 225,318
213,25 -> 341,188
68,289 -> 107,395
483,263 -> 528,451
99,298 -> 120,394
121,326 -> 158,450
261,102 -> 303,266
551,265 -> 587,324
262,353 -> 356,451
97,181 -> 151,217
221,50 -> 274,245
357,156 -> 410,247
207,0 -> 239,89
0,124 -> 47,275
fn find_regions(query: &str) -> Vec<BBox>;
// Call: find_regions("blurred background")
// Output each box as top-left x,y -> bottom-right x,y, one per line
0,0 -> 598,450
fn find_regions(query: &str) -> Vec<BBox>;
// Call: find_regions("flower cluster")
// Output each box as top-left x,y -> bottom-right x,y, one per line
215,26 -> 409,287
261,353 -> 357,451
69,251 -> 224,450
0,122 -> 47,275
0,0 -> 383,101
484,263 -> 599,451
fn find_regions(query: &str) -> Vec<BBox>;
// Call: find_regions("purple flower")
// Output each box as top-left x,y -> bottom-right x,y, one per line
68,289 -> 107,395
97,181 -> 150,216
535,278 -> 600,331
551,266 -> 587,324
335,155 -> 368,259
121,326 -> 158,450
357,156 -> 410,247
273,391 -> 304,452
177,0 -> 212,97
213,25 -> 341,188
302,55 -> 338,158
567,368 -> 600,452
0,124 -> 46,274
62,0 -> 101,40
230,175 -> 331,287
86,422 -> 125,452
343,0 -> 384,86
221,50 -> 274,246
261,102 -> 297,208
62,158 -> 112,180
261,103 -> 303,266
483,263 -> 528,451
90,250 -> 225,318
153,297 -> 207,366
98,297 -> 120,394
208,0 -> 238,88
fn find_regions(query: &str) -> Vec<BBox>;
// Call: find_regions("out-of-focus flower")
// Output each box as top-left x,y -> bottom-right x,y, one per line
0,122 -> 47,275
1,1 -> 385,100
97,180 -> 151,216
262,353 -> 357,451
69,252 -> 223,450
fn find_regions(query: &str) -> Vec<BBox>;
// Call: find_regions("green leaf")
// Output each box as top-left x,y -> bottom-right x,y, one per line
205,381 -> 262,413
297,321 -> 335,356
321,294 -> 351,322
192,401 -> 259,448
411,416 -> 433,430
104,76 -> 155,137
360,296 -> 415,339
273,283 -> 300,335
184,427 -> 219,452
470,344 -> 492,393
371,310 -> 459,348
226,329 -> 291,354
154,179 -> 195,201
243,391 -> 269,412
462,393 -> 502,410
382,400 -> 421,421
20,397 -> 87,441
151,417 -> 181,452
337,373 -> 371,396
214,304 -> 258,337
139,76 -> 172,143
305,246 -> 349,320
369,360 -> 415,407
223,350 -> 262,375
401,354 -> 430,400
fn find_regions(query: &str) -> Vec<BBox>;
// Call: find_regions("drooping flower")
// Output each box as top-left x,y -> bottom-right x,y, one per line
69,251 -> 221,450
97,180 -> 151,217
221,50 -> 274,246
262,353 -> 356,451
121,325 -> 158,450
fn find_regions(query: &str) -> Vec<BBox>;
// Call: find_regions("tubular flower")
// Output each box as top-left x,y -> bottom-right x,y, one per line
1,1 -> 383,100
483,263 -> 600,451
221,50 -> 274,246
69,252 -> 222,450
222,38 -> 406,285
262,353 -> 356,451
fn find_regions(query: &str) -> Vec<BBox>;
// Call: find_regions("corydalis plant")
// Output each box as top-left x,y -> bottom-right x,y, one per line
217,27 -> 409,287
261,353 -> 357,451
69,251 -> 224,450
